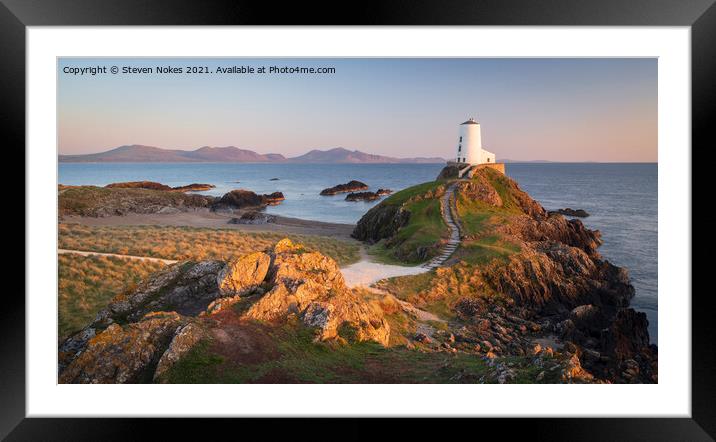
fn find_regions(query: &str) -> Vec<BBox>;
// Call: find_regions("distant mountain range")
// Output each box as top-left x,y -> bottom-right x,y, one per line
58,145 -> 445,164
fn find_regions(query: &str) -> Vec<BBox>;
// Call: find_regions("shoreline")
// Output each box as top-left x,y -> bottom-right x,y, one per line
60,208 -> 356,239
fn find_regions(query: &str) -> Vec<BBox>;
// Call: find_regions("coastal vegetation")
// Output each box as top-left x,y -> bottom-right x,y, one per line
58,223 -> 360,266
57,167 -> 657,385
59,185 -> 213,217
353,180 -> 449,264
58,254 -> 165,338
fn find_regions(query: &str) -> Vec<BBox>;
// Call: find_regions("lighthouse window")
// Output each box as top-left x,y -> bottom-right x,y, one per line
458,145 -> 461,152
459,136 -> 462,142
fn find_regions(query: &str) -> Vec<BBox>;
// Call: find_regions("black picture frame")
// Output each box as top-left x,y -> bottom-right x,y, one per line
4,0 -> 714,439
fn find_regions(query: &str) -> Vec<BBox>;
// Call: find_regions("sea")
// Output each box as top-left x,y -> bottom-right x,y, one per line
58,162 -> 658,343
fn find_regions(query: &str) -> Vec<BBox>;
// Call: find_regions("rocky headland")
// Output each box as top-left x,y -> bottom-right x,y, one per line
355,167 -> 657,383
59,184 -> 284,218
106,181 -> 216,192
59,184 -> 216,217
57,168 -> 656,384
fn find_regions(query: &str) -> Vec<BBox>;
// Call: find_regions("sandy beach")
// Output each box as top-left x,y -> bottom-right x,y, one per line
61,208 -> 356,239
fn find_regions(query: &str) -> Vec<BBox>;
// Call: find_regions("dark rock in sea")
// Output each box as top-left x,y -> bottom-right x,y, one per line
171,183 -> 216,192
105,181 -> 173,191
549,208 -> 590,218
214,189 -> 264,210
376,188 -> 393,196
261,191 -> 285,205
320,180 -> 369,195
212,189 -> 284,211
345,191 -> 380,202
269,178 -> 280,181
228,211 -> 277,225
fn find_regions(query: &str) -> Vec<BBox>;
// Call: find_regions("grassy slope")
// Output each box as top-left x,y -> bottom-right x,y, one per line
368,181 -> 449,264
58,254 -> 166,338
59,223 -> 360,266
452,169 -> 522,265
163,318 -> 491,384
377,169 -> 527,318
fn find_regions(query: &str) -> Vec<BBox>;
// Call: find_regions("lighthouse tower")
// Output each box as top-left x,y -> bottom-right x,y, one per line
456,118 -> 495,165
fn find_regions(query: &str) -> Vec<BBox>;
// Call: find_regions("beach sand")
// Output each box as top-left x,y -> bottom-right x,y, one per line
60,209 -> 355,239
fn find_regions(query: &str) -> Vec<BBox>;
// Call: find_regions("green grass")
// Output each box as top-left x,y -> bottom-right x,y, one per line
163,320 -> 493,383
58,254 -> 166,338
59,223 -> 360,266
369,181 -> 449,264
454,239 -> 521,266
380,180 -> 445,207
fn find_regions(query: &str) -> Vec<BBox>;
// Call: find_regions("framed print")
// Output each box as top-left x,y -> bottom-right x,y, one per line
5,0 -> 715,439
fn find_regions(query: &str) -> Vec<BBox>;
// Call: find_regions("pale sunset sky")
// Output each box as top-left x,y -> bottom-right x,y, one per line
58,58 -> 657,162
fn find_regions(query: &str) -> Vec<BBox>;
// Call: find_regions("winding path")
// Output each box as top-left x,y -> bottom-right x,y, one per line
423,183 -> 461,269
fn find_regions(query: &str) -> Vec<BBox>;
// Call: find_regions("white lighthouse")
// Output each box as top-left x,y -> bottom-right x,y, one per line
456,118 -> 495,165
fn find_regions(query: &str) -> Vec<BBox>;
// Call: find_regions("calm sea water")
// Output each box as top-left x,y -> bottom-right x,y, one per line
59,162 -> 658,343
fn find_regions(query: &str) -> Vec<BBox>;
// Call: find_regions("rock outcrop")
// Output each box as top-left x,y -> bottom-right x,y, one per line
171,183 -> 216,192
213,189 -> 264,209
228,211 -> 277,225
370,167 -> 656,383
345,191 -> 380,202
58,185 -> 216,217
320,180 -> 369,195
59,238 -> 390,383
351,204 -> 411,243
212,189 -> 284,211
105,181 -> 216,192
106,181 -> 174,191
549,208 -> 590,218
60,311 -> 185,384
261,191 -> 285,205
217,252 -> 271,297
245,239 -> 390,345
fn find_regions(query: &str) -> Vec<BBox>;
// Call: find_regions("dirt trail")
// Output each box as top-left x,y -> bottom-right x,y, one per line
58,249 -> 178,265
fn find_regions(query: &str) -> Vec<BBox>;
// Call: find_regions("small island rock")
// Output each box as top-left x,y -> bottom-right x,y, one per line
320,180 -> 369,196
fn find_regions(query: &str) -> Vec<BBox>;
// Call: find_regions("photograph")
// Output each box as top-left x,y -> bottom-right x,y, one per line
56,57 -> 658,385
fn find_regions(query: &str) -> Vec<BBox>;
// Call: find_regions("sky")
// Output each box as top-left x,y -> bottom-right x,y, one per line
58,58 -> 657,162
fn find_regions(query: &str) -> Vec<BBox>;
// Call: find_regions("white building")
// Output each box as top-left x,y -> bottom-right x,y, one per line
455,118 -> 495,165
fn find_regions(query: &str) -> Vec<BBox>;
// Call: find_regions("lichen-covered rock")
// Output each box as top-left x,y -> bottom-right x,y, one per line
203,294 -> 244,315
107,260 -> 225,321
244,238 -> 390,345
59,311 -> 184,384
153,322 -> 205,382
217,252 -> 270,297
